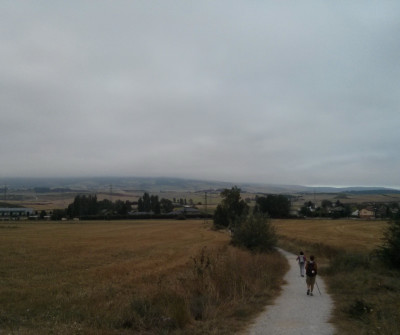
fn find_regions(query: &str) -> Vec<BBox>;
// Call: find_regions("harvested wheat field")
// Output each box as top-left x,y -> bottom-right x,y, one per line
0,220 -> 227,333
0,220 -> 286,334
273,218 -> 387,252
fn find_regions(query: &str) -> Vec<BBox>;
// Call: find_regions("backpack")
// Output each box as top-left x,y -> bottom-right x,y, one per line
298,255 -> 305,263
306,261 -> 317,277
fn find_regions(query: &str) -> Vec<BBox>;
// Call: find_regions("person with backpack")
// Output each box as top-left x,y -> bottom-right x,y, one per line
305,255 -> 318,296
296,251 -> 306,277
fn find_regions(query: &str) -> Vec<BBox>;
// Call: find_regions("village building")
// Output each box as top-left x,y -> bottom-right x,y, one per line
0,207 -> 34,220
359,208 -> 375,219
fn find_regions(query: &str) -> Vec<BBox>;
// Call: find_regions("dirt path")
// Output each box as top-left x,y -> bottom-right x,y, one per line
244,248 -> 336,335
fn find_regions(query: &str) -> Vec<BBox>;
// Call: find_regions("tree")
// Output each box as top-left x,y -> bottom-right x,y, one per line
40,210 -> 47,219
254,194 -> 290,218
321,200 -> 332,209
142,193 -> 151,212
137,198 -> 144,212
213,205 -> 229,228
114,200 -> 131,215
98,199 -> 113,212
150,195 -> 161,214
67,194 -> 98,217
376,219 -> 400,269
213,186 -> 249,229
160,198 -> 174,213
51,209 -> 66,220
231,214 -> 277,252
137,193 -> 161,214
300,201 -> 315,217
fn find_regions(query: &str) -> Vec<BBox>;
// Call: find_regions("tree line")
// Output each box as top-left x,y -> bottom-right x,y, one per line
51,193 -> 192,220
299,199 -> 400,219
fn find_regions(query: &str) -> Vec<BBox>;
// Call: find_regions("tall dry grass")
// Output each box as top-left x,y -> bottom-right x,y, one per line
0,220 -> 287,334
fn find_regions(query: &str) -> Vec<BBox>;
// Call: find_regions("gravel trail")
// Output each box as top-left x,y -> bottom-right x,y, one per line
245,248 -> 336,335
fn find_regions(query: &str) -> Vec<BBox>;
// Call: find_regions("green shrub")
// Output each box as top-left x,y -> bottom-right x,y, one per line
231,214 -> 277,252
347,299 -> 374,320
376,219 -> 400,269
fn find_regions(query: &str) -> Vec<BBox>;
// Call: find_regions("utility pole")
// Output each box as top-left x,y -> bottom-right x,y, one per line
109,184 -> 113,202
313,188 -> 316,208
204,192 -> 208,224
4,185 -> 7,201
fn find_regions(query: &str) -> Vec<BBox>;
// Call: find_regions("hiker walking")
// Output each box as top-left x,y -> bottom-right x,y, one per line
296,251 -> 306,277
305,255 -> 318,296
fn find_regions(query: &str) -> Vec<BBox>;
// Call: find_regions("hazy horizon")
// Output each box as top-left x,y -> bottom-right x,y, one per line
1,175 -> 399,191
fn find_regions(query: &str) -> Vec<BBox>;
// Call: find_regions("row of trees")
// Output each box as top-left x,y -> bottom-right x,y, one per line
52,193 -> 184,219
213,188 -> 292,230
137,193 -> 174,214
66,195 -> 133,218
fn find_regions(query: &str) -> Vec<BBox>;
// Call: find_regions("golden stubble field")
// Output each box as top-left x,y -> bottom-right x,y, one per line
0,217 -> 393,334
0,220 -> 233,333
273,218 -> 387,252
0,219 -> 229,288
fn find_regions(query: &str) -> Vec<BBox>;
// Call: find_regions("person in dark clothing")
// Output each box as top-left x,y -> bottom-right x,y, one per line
305,255 -> 318,296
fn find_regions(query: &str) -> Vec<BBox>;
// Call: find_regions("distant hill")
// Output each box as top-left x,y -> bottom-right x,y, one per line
298,186 -> 400,194
1,177 -> 399,195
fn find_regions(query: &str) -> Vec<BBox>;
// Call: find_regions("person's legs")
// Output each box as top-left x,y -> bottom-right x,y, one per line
300,262 -> 305,276
306,276 -> 311,295
310,276 -> 316,295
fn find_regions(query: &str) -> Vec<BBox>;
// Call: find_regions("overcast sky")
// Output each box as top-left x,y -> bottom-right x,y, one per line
1,1 -> 399,188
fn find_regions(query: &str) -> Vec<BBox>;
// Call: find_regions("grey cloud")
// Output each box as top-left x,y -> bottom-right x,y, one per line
1,1 -> 399,187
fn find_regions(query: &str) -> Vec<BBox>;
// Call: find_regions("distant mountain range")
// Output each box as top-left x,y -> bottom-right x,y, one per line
1,177 -> 399,195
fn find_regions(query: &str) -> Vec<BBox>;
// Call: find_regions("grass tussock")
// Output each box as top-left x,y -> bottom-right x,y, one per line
325,254 -> 400,335
116,246 -> 288,334
0,221 -> 288,334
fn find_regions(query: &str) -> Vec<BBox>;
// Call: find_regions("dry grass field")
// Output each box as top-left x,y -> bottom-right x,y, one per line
0,219 -> 286,334
273,218 -> 387,253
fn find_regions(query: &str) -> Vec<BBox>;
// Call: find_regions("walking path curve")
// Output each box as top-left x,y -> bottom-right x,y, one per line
245,248 -> 336,335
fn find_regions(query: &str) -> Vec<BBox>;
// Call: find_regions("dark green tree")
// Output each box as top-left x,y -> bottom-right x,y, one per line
40,210 -> 47,219
376,219 -> 400,269
150,195 -> 161,214
51,209 -> 66,220
98,199 -> 113,212
321,200 -> 332,209
137,193 -> 161,214
114,200 -> 131,215
300,201 -> 315,217
137,198 -> 144,212
254,194 -> 290,218
138,193 -> 151,212
160,198 -> 174,213
67,194 -> 98,217
213,205 -> 230,228
142,193 -> 151,212
213,186 -> 249,229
